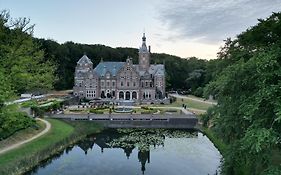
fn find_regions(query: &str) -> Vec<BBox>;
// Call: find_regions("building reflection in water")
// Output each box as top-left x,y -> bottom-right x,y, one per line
76,129 -> 197,174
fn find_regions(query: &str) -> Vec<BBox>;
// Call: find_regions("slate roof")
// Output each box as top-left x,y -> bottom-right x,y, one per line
94,62 -> 125,77
77,55 -> 93,65
93,61 -> 164,78
135,64 -> 165,76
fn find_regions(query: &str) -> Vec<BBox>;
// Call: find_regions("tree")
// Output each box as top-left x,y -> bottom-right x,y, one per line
0,10 -> 55,94
204,12 -> 281,174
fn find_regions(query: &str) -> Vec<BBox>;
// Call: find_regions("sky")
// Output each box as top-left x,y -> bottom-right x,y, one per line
1,0 -> 281,59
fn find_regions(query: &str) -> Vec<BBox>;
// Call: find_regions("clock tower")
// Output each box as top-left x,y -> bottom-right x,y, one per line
139,33 -> 150,71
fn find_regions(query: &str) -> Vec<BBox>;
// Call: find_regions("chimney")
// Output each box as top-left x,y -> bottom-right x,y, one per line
149,45 -> 151,53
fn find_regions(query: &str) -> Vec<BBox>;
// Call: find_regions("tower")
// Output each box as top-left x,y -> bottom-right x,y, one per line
139,33 -> 150,71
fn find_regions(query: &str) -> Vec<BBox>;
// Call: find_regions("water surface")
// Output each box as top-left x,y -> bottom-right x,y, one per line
27,129 -> 221,175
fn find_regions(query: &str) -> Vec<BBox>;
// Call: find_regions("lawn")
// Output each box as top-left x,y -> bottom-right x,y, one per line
0,119 -> 74,165
153,97 -> 214,111
0,120 -> 46,150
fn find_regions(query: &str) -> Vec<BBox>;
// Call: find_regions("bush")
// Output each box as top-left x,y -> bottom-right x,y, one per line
0,107 -> 36,140
193,87 -> 204,97
21,100 -> 38,108
89,109 -> 104,114
31,101 -> 64,117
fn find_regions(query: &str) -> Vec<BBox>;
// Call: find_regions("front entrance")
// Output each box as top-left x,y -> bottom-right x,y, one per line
125,91 -> 130,100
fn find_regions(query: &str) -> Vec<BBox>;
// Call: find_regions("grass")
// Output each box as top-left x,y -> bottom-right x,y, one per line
201,127 -> 228,155
152,97 -> 214,111
171,98 -> 213,110
0,119 -> 103,174
0,120 -> 45,150
0,119 -> 74,165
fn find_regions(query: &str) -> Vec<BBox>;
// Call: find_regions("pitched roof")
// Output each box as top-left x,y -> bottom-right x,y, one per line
135,64 -> 165,76
94,62 -> 125,77
77,55 -> 93,65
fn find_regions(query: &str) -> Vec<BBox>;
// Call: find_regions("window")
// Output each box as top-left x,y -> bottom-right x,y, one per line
101,81 -> 104,87
127,82 -> 129,87
133,82 -> 136,87
112,81 -> 115,86
121,81 -> 123,86
107,81 -> 110,87
146,82 -> 148,87
150,82 -> 153,87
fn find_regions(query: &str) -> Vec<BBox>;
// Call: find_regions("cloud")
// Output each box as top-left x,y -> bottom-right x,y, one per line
157,0 -> 281,44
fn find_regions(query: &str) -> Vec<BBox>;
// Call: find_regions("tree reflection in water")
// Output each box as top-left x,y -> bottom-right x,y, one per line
79,129 -> 197,174
25,129 -> 198,175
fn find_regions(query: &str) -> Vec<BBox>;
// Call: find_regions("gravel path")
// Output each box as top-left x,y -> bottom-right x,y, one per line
0,118 -> 51,155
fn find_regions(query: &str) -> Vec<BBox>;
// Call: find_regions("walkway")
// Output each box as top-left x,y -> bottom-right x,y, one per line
0,118 -> 51,155
170,94 -> 217,105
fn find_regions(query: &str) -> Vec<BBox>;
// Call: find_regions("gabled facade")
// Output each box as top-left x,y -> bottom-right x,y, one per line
73,33 -> 166,103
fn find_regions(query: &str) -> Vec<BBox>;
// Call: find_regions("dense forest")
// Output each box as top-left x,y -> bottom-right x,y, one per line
1,9 -> 281,174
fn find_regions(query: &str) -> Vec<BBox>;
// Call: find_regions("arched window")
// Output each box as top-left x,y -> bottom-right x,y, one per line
101,91 -> 105,98
119,91 -> 124,99
125,91 -> 130,100
132,91 -> 137,99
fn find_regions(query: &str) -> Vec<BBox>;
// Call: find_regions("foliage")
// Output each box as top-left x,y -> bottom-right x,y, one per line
31,100 -> 63,117
0,10 -> 56,95
204,12 -> 281,174
0,105 -> 36,140
0,10 -> 56,139
89,108 -> 104,114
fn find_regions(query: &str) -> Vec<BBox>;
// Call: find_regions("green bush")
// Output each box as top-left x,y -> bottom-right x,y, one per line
21,100 -> 38,108
31,101 -> 64,117
89,109 -> 104,114
0,107 -> 36,140
193,87 -> 204,97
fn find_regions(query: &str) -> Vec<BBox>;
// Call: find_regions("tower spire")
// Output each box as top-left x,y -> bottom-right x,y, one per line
142,32 -> 146,44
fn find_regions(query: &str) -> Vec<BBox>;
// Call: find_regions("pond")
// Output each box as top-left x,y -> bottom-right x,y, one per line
26,129 -> 222,175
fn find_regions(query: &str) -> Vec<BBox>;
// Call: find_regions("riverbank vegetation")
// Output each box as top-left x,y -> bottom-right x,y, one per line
203,12 -> 281,174
0,119 -> 103,175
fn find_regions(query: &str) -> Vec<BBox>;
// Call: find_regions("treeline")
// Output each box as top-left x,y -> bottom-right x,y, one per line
203,12 -> 281,174
35,36 -> 214,95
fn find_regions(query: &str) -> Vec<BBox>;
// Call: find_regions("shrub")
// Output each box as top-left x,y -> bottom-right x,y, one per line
0,108 -> 36,140
89,109 -> 104,114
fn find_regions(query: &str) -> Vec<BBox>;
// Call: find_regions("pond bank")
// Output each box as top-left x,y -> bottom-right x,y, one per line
0,119 -> 103,175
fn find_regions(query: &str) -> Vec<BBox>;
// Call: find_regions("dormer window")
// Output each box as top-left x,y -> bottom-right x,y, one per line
106,73 -> 110,79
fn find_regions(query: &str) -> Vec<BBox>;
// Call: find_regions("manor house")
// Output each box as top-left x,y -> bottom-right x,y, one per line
73,33 -> 165,103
